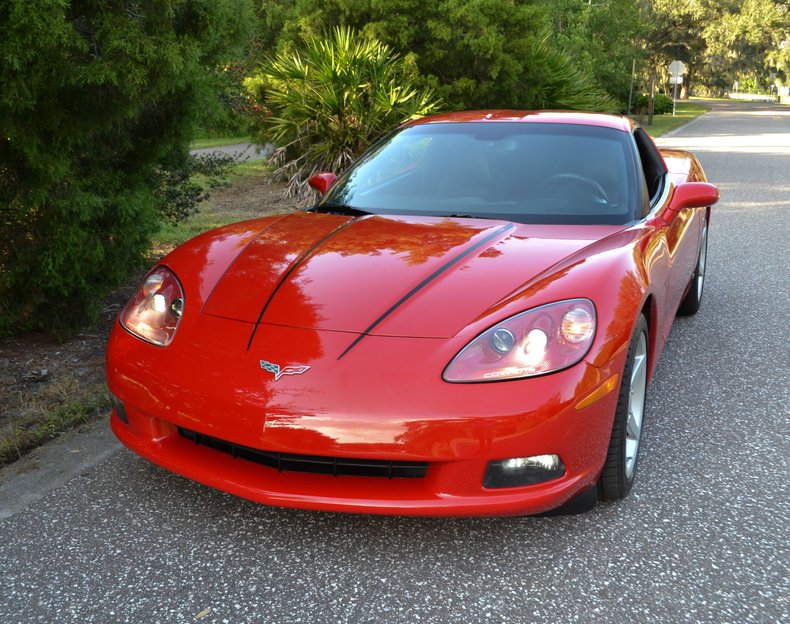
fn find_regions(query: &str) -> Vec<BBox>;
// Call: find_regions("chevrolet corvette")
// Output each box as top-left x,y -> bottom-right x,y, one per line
107,111 -> 719,516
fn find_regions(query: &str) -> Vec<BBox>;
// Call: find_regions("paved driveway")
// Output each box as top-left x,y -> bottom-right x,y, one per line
1,100 -> 788,623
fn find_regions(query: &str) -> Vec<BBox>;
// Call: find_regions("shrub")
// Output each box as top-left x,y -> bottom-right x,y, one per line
261,0 -> 618,113
0,0 -> 251,337
516,37 -> 619,113
633,92 -> 674,115
246,27 -> 440,199
155,153 -> 238,225
654,93 -> 674,115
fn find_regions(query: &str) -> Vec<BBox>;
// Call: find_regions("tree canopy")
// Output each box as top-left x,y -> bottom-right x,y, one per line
0,0 -> 252,336
257,0 -> 620,112
641,0 -> 789,94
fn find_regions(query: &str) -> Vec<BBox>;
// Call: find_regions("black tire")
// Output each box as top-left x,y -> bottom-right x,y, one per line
677,220 -> 708,316
599,314 -> 649,500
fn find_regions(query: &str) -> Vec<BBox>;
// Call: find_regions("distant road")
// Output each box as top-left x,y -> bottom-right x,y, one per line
190,142 -> 272,161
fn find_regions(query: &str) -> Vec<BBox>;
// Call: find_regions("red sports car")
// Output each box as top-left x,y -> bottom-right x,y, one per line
107,111 -> 719,516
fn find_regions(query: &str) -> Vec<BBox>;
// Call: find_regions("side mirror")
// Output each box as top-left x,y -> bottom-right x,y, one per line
668,182 -> 719,212
308,172 -> 337,195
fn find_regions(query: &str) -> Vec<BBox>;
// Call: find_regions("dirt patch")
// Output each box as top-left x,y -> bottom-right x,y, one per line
0,175 -> 296,466
210,173 -> 303,218
0,286 -> 125,466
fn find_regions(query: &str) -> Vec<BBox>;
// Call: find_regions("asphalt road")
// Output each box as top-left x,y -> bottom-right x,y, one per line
190,143 -> 271,162
2,100 -> 788,623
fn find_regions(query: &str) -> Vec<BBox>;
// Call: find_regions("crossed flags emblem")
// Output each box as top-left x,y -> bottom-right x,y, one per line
260,359 -> 311,381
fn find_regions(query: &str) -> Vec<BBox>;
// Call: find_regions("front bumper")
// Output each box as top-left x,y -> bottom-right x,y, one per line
107,315 -> 624,516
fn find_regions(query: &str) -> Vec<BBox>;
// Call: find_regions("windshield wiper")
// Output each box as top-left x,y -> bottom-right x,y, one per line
309,204 -> 371,217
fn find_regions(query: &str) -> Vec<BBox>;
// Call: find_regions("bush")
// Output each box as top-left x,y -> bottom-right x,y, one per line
196,61 -> 261,138
653,93 -> 674,115
516,37 -> 619,112
262,0 -> 617,113
0,0 -> 252,337
633,92 -> 674,115
156,153 -> 238,225
545,0 -> 645,110
245,26 -> 440,199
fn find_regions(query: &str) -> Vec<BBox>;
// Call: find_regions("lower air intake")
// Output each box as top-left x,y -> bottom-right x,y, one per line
178,427 -> 428,479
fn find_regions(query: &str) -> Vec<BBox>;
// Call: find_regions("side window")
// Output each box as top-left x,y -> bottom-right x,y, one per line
633,128 -> 668,213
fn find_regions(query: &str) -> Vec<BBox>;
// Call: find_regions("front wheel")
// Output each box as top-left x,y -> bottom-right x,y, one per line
677,221 -> 708,316
599,314 -> 649,500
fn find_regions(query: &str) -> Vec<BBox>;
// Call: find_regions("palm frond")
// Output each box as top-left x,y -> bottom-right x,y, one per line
246,26 -> 441,203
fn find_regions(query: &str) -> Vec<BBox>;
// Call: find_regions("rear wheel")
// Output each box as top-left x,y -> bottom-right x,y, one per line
599,315 -> 649,500
677,221 -> 708,316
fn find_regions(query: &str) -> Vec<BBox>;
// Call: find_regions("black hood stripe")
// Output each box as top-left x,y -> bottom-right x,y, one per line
337,222 -> 514,360
201,213 -> 291,314
247,216 -> 359,350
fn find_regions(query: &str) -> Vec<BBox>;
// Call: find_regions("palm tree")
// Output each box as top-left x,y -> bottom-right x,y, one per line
247,27 -> 440,199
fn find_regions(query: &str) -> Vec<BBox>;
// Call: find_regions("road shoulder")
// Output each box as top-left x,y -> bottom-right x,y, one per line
0,414 -> 121,520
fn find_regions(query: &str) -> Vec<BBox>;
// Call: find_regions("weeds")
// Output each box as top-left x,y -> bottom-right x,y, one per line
0,380 -> 110,466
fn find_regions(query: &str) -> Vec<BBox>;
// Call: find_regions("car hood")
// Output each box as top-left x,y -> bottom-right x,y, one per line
201,212 -> 623,339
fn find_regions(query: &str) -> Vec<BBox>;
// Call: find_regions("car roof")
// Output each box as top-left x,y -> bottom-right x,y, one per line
403,110 -> 633,133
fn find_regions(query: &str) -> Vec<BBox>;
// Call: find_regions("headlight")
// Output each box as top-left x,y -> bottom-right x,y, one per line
121,266 -> 184,346
443,299 -> 596,383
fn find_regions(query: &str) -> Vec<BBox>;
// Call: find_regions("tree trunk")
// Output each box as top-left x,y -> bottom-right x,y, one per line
648,70 -> 655,126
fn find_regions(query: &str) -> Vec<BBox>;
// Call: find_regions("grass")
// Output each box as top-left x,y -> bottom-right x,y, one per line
154,210 -> 233,248
690,95 -> 730,102
190,135 -> 250,149
154,202 -> 243,248
153,160 -> 274,248
0,380 -> 110,466
232,160 -> 271,176
640,101 -> 710,138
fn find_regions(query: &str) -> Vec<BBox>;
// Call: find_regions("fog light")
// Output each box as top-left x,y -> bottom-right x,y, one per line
484,454 -> 565,488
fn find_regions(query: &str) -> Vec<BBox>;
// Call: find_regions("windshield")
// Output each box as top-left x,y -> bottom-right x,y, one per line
319,122 -> 639,225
